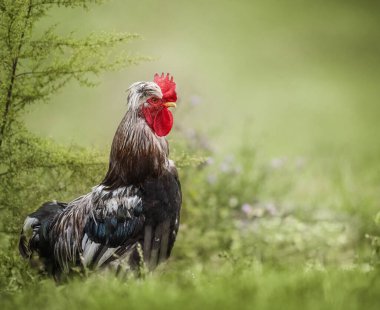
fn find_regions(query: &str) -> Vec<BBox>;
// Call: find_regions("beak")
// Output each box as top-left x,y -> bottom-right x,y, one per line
163,102 -> 177,108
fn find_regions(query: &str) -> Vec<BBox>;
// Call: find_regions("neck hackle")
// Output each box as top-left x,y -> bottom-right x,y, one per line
102,107 -> 169,189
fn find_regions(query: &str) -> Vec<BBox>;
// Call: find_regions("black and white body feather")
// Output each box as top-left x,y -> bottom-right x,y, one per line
19,81 -> 182,277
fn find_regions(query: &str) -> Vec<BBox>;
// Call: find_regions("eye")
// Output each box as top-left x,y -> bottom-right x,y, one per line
149,97 -> 160,105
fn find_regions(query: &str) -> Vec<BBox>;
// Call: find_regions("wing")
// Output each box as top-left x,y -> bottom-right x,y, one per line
81,186 -> 145,269
81,161 -> 182,271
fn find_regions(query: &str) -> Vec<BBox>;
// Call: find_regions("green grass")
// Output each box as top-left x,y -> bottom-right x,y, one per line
2,262 -> 380,310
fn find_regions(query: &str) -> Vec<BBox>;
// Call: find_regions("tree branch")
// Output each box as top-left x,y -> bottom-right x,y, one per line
0,0 -> 33,149
15,69 -> 88,78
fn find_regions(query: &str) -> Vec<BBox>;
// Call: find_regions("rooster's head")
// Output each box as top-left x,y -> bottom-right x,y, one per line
127,73 -> 177,137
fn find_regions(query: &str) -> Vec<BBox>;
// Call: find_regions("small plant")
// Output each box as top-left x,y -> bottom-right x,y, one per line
365,212 -> 380,267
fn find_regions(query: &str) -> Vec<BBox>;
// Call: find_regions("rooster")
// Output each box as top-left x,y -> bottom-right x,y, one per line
19,73 -> 182,277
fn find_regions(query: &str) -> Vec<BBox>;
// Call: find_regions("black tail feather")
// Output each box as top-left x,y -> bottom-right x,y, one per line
19,201 -> 67,261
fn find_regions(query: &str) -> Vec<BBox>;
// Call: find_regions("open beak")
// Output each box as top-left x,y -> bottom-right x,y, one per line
163,102 -> 177,108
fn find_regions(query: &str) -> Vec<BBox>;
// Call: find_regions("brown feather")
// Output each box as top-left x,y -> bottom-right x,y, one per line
102,112 -> 169,189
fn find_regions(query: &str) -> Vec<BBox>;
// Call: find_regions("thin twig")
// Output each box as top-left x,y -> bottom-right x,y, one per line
15,69 -> 87,78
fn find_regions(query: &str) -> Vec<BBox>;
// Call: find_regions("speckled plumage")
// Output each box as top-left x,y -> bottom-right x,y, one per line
19,78 -> 182,278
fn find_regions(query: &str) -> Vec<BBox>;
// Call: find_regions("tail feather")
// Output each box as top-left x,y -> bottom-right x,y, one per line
19,216 -> 39,258
19,201 -> 67,261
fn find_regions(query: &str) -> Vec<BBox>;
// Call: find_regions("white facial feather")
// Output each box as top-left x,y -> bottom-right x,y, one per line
22,216 -> 39,233
127,81 -> 162,112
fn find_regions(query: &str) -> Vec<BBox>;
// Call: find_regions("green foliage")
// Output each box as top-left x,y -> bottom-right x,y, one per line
365,212 -> 380,267
173,149 -> 363,268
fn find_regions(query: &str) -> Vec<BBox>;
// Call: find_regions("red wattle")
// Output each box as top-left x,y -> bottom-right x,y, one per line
143,107 -> 173,137
153,108 -> 173,137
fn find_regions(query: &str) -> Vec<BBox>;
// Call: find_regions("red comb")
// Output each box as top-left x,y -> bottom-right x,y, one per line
153,73 -> 177,102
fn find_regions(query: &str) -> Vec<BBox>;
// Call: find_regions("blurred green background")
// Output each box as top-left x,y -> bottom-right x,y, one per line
25,0 -> 380,162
